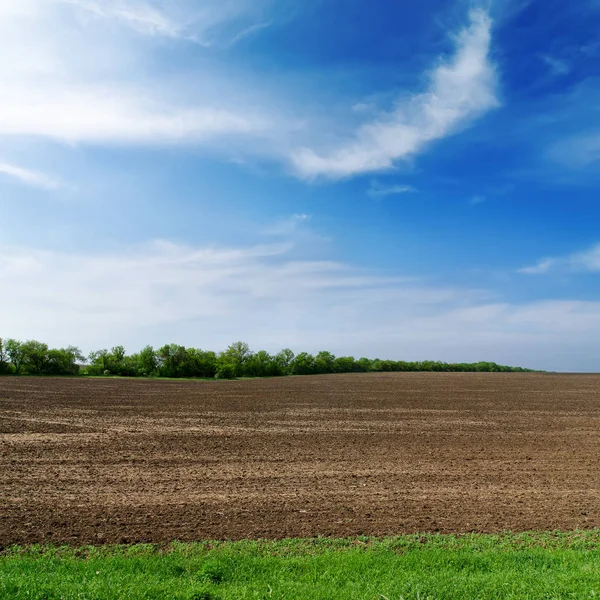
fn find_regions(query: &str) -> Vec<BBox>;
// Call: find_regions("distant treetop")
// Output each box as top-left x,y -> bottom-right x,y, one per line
0,337 -> 539,379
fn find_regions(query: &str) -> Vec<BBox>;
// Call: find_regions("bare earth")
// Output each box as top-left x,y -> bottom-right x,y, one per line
1,373 -> 600,546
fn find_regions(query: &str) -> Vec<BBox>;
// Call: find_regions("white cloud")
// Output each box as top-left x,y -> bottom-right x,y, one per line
0,0 -> 277,146
518,258 -> 556,275
367,182 -> 416,198
0,2 -> 499,179
0,86 -> 266,144
3,239 -> 600,371
0,240 -> 455,349
40,0 -> 273,44
571,244 -> 600,271
290,9 -> 498,179
0,162 -> 65,191
549,132 -> 600,169
60,0 -> 185,39
519,243 -> 600,275
263,213 -> 313,236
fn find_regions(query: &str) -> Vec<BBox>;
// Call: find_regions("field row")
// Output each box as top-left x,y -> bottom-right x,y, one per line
2,373 -> 600,545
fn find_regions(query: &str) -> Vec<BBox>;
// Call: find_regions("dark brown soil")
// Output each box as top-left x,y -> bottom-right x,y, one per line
1,373 -> 600,545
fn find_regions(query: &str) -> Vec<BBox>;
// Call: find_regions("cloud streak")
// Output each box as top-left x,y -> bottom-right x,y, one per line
367,182 -> 416,198
0,162 -> 65,191
0,240 -> 448,347
540,54 -> 571,77
290,9 -> 498,179
0,0 -> 276,147
60,0 -> 186,39
549,132 -> 600,169
0,86 -> 267,144
225,19 -> 273,47
2,239 -> 600,370
519,243 -> 600,274
0,3 -> 498,179
58,0 -> 275,44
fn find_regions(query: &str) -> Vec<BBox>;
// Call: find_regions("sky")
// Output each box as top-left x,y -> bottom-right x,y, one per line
1,0 -> 600,371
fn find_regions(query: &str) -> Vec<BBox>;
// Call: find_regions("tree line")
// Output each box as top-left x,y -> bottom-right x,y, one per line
0,337 -> 537,378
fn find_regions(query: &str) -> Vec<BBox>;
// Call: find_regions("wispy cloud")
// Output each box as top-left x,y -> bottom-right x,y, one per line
540,54 -> 571,77
469,195 -> 486,205
0,240 -> 449,348
58,0 -> 276,45
0,162 -> 66,191
519,243 -> 600,274
263,213 -> 312,236
367,182 -> 416,198
225,19 -> 273,47
0,2 -> 499,181
0,0 -> 275,146
518,258 -> 557,275
0,87 -> 267,144
60,0 -> 186,39
4,239 -> 600,370
290,9 -> 498,179
548,132 -> 600,169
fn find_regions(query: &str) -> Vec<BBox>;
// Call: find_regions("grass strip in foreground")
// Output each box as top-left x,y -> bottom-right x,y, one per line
1,531 -> 599,599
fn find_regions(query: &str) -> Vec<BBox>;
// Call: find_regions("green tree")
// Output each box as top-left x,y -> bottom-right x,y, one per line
333,356 -> 356,373
355,357 -> 372,372
88,349 -> 112,374
215,362 -> 236,379
158,344 -> 188,377
275,348 -> 295,375
47,346 -> 84,375
369,359 -> 382,372
0,338 -> 12,374
184,348 -> 218,378
291,352 -> 315,375
137,345 -> 158,376
0,336 -> 540,378
219,342 -> 252,377
314,351 -> 335,374
378,359 -> 396,372
244,350 -> 283,378
18,340 -> 50,375
6,339 -> 26,374
111,345 -> 126,363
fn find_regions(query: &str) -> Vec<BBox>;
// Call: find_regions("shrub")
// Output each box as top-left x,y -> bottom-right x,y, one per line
215,363 -> 236,380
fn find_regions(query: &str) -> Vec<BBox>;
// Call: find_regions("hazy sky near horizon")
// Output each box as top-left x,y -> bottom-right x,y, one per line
1,0 -> 600,371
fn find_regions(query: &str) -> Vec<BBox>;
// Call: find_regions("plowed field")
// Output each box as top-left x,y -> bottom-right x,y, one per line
1,373 -> 600,545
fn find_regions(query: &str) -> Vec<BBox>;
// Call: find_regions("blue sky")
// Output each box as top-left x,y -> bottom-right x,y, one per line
1,0 -> 600,371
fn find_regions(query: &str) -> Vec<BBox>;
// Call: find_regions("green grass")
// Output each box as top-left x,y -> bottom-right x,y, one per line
1,532 -> 600,599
